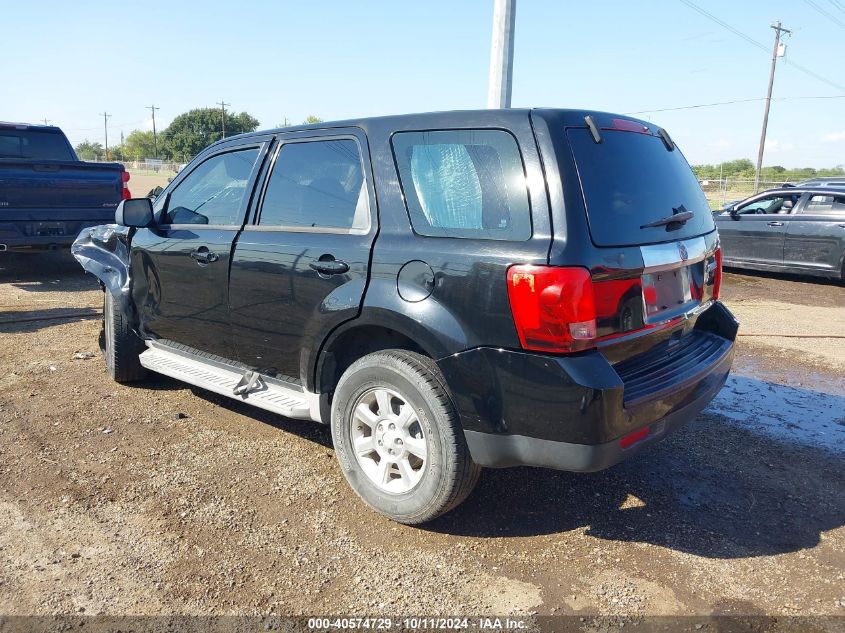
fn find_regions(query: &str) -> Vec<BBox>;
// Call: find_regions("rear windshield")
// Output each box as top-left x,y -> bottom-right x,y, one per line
0,129 -> 74,161
567,128 -> 714,247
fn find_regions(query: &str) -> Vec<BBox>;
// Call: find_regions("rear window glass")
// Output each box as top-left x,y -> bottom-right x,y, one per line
0,130 -> 74,161
392,129 -> 531,240
567,128 -> 714,247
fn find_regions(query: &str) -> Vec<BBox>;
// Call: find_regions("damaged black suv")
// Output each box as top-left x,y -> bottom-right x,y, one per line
73,109 -> 737,524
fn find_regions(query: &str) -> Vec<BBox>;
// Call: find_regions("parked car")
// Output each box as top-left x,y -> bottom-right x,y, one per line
73,109 -> 737,524
793,177 -> 845,188
0,122 -> 130,252
715,187 -> 845,280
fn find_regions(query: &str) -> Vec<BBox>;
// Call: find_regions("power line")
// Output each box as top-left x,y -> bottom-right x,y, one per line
803,0 -> 845,29
829,0 -> 845,16
781,58 -> 845,92
678,0 -> 768,53
625,97 -> 764,115
63,119 -> 146,132
625,94 -> 845,115
678,0 -> 845,91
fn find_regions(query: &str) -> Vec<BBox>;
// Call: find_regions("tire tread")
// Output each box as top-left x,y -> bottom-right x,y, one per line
104,292 -> 147,383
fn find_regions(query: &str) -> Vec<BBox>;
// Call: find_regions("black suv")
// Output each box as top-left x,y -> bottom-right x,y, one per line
73,109 -> 737,524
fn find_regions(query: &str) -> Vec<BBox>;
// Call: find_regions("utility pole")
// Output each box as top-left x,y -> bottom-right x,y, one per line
42,118 -> 51,125
754,21 -> 791,193
147,104 -> 160,158
100,112 -> 111,160
486,0 -> 516,109
217,100 -> 230,138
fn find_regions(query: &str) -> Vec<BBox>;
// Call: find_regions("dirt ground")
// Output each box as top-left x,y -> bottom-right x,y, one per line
0,254 -> 843,622
125,170 -> 175,199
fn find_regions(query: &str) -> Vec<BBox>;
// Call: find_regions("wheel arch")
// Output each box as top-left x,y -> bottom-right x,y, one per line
310,305 -> 461,397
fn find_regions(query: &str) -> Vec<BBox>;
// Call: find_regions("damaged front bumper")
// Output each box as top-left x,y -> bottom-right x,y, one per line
71,224 -> 136,328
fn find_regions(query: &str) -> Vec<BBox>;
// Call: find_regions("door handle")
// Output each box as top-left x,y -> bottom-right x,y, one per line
766,221 -> 784,227
190,248 -> 219,265
309,258 -> 349,276
837,223 -> 845,229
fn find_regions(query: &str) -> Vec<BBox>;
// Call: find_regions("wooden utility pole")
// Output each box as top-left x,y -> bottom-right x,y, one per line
217,100 -> 230,138
148,104 -> 160,158
100,112 -> 111,160
754,21 -> 791,193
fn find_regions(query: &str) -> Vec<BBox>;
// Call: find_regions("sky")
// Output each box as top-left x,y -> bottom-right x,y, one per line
2,0 -> 843,168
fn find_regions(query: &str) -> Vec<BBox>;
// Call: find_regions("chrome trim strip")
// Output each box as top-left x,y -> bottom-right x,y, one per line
640,236 -> 708,272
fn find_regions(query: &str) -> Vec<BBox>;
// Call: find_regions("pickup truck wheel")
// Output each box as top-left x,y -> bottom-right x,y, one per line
102,291 -> 147,383
331,350 -> 480,525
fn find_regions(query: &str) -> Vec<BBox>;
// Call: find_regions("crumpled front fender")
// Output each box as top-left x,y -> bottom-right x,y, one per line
71,224 -> 137,328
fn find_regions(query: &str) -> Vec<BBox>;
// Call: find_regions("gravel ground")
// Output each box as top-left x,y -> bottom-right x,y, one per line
0,253 -> 843,620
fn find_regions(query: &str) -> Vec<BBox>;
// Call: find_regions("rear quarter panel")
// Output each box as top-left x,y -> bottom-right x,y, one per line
350,111 -> 553,359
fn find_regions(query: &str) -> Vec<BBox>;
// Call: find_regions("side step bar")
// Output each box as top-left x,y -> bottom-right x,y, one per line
139,343 -> 318,421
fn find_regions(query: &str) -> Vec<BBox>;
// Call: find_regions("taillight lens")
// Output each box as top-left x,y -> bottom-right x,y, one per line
121,170 -> 131,200
713,247 -> 723,300
507,265 -> 597,353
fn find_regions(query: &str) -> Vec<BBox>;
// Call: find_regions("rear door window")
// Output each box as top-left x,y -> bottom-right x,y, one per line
567,128 -> 714,246
258,139 -> 369,232
391,129 -> 531,240
804,194 -> 845,215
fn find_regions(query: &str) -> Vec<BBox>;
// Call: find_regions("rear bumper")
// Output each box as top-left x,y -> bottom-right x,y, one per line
0,217 -> 113,251
438,302 -> 738,472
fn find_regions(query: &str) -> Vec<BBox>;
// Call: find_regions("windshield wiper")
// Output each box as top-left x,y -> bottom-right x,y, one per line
640,205 -> 694,229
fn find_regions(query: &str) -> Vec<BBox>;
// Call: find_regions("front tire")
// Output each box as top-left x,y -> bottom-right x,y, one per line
331,350 -> 480,525
102,291 -> 147,383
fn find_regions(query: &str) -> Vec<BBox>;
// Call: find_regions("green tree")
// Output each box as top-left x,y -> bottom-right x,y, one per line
107,144 -> 125,161
303,115 -> 323,124
721,159 -> 754,177
160,108 -> 260,162
693,159 -> 845,182
123,130 -> 157,161
74,140 -> 104,160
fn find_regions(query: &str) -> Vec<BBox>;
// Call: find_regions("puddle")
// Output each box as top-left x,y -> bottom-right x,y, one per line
732,351 -> 845,397
707,374 -> 845,456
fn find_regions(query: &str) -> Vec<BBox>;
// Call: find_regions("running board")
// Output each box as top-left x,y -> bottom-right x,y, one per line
139,345 -> 317,421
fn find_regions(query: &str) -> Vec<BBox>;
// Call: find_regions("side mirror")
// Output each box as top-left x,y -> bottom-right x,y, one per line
115,198 -> 154,228
729,209 -> 740,221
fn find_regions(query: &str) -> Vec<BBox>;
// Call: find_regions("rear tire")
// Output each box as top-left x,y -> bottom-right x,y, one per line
331,350 -> 481,525
102,291 -> 147,383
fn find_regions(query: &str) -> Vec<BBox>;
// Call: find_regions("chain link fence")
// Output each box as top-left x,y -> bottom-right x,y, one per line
698,178 -> 796,209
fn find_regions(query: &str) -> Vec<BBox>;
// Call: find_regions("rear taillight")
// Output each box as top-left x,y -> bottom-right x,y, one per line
713,247 -> 723,300
121,170 -> 131,200
506,265 -> 597,353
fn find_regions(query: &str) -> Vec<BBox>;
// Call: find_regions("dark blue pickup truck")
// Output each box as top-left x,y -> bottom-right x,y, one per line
0,122 -> 130,252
